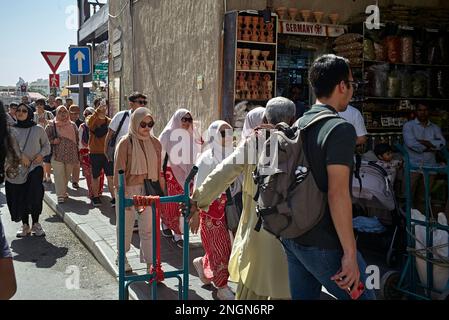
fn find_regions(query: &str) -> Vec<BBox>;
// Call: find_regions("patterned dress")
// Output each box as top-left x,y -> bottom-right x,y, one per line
161,167 -> 184,235
199,194 -> 232,288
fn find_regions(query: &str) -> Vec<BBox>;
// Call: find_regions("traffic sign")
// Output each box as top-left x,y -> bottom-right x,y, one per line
41,52 -> 66,74
69,46 -> 91,76
93,63 -> 108,81
49,74 -> 60,88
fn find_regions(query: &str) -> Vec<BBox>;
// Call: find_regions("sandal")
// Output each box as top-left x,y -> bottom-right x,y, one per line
57,197 -> 65,204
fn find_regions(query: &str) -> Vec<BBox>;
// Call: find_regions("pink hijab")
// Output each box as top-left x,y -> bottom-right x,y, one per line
55,106 -> 76,143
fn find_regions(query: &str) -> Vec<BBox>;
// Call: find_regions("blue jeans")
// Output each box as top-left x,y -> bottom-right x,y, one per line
281,239 -> 376,300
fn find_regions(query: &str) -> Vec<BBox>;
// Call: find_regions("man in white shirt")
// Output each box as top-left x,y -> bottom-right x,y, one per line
104,92 -> 148,162
338,105 -> 368,146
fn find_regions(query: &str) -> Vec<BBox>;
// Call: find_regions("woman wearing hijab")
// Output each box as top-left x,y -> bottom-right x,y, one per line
5,103 -> 51,237
113,107 -> 162,273
158,109 -> 201,248
241,107 -> 265,140
0,100 -> 17,299
79,107 -> 104,199
34,99 -> 54,183
189,120 -> 235,300
45,106 -> 79,204
190,107 -> 291,300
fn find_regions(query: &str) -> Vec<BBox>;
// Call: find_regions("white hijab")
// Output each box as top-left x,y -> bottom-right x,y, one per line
242,107 -> 265,139
194,120 -> 233,190
159,108 -> 201,186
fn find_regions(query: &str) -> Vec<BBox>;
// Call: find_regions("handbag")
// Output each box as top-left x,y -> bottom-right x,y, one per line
6,128 -> 32,182
225,188 -> 241,233
93,123 -> 108,138
144,179 -> 165,197
106,112 -> 129,161
53,124 -> 79,164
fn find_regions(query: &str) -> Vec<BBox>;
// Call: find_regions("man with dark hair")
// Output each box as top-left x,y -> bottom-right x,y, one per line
281,54 -> 375,300
104,92 -> 148,162
45,94 -> 57,115
289,85 -> 308,120
403,102 -> 446,214
65,97 -> 74,109
7,103 -> 18,126
35,98 -> 46,108
55,97 -> 63,107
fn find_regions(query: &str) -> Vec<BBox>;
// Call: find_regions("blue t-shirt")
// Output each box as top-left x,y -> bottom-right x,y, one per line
0,217 -> 11,258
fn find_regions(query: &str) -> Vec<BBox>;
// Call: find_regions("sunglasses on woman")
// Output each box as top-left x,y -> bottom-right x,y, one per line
181,117 -> 193,123
140,121 -> 154,128
134,100 -> 148,105
16,109 -> 28,113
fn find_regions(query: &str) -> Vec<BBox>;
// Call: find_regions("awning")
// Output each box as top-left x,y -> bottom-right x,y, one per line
66,81 -> 106,89
27,92 -> 47,100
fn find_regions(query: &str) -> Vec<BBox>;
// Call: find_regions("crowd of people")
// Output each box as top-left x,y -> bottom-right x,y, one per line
1,53 -> 447,301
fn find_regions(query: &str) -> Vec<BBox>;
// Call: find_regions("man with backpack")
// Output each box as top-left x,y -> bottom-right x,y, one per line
186,97 -> 296,300
104,92 -> 147,163
273,54 -> 375,300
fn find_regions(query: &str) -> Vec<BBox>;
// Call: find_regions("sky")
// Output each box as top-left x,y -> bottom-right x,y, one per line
0,0 -> 78,86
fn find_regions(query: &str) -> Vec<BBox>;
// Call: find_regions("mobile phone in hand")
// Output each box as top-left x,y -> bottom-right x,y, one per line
349,282 -> 365,300
333,269 -> 365,300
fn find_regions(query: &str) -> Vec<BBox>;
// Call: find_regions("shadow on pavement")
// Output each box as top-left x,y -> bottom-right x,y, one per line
10,236 -> 68,268
129,280 -> 206,300
44,215 -> 63,224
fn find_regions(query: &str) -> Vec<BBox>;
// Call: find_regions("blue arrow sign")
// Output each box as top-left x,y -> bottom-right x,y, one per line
69,46 -> 91,76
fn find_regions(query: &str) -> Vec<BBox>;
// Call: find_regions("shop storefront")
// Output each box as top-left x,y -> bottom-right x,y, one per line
220,3 -> 449,156
222,8 -> 347,127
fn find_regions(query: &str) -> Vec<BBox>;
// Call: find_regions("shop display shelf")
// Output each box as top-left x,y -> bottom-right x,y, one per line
235,99 -> 269,102
365,97 -> 449,101
236,69 -> 276,73
363,109 -> 414,113
363,59 -> 449,68
367,127 -> 403,131
364,22 -> 444,33
237,40 -> 277,46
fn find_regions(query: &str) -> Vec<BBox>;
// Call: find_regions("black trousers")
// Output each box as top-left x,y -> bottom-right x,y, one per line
5,166 -> 44,225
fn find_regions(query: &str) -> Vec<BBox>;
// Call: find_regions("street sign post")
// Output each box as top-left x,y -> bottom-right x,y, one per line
69,46 -> 92,113
49,74 -> 60,88
93,62 -> 108,82
69,46 -> 92,76
41,52 -> 66,74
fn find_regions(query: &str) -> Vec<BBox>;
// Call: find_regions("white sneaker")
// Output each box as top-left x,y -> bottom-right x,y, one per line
193,257 -> 211,285
16,224 -> 31,238
31,223 -> 46,237
217,286 -> 235,300
115,257 -> 132,272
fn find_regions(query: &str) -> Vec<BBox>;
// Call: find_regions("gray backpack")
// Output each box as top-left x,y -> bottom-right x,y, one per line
253,110 -> 344,239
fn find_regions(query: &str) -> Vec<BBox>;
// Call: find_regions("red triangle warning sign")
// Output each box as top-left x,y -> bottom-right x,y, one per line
41,52 -> 66,74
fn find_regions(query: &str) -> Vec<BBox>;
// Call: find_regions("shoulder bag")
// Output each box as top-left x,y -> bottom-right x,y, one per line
106,112 -> 129,161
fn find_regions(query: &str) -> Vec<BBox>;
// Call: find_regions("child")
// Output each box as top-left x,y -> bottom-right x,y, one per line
374,143 -> 402,184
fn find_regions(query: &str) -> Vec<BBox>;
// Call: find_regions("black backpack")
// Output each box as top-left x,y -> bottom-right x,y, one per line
253,110 -> 345,239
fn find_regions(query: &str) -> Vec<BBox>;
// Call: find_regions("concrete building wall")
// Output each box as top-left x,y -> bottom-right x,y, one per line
131,0 -> 224,134
109,0 -> 135,117
109,0 -> 224,134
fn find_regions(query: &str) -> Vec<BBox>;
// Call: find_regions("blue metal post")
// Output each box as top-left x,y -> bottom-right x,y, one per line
423,170 -> 434,298
118,171 -> 126,300
152,203 -> 158,300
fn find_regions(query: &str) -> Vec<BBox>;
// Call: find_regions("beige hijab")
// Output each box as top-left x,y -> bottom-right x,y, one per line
127,107 -> 161,180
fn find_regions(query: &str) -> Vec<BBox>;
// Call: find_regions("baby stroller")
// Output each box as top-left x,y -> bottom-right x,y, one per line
351,160 -> 405,267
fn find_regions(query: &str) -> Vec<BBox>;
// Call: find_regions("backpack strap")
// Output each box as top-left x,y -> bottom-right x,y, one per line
301,110 -> 341,130
354,153 -> 363,193
116,112 -> 129,137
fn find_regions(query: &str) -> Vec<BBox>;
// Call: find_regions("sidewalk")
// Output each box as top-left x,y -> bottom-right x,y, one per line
43,175 -> 232,300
